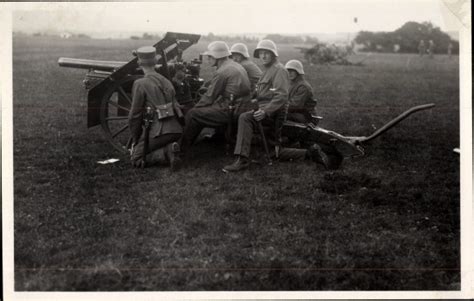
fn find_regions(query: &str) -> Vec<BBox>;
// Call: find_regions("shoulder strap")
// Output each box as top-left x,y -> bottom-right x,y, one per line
144,75 -> 168,109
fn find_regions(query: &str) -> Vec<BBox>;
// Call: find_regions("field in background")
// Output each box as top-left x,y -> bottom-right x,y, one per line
13,36 -> 460,290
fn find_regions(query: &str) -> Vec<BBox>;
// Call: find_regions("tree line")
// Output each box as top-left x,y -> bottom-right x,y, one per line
354,21 -> 459,54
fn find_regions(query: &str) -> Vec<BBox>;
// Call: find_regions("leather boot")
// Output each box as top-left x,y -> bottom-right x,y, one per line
222,156 -> 250,172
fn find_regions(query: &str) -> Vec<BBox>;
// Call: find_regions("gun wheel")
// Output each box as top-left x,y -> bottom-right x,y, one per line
100,75 -> 143,154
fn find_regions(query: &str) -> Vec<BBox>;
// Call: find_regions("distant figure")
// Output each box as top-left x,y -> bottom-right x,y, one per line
418,40 -> 426,56
448,42 -> 453,58
393,44 -> 400,53
428,40 -> 435,58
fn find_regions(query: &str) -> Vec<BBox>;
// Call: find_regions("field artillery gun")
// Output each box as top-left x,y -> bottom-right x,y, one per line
58,31 -> 435,165
58,32 -> 204,153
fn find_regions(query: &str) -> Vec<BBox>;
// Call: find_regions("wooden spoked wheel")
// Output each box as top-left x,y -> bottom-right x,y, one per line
100,75 -> 142,154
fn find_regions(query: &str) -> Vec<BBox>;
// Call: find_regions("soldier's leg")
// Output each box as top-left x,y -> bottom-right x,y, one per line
277,147 -> 307,161
131,133 -> 181,166
276,144 -> 344,170
180,106 -> 228,153
233,111 -> 258,158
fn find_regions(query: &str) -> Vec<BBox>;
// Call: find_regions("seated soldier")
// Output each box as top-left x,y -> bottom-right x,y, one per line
230,43 -> 263,93
285,59 -> 317,124
223,40 -> 340,172
179,41 -> 251,154
128,46 -> 183,169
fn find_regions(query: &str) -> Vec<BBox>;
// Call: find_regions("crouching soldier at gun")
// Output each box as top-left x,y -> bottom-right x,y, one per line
128,46 -> 183,169
179,41 -> 251,156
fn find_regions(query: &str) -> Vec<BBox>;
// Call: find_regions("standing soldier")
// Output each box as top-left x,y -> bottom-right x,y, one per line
230,43 -> 263,94
285,59 -> 317,124
447,42 -> 453,58
428,40 -> 435,58
179,41 -> 251,154
128,46 -> 183,169
418,40 -> 426,56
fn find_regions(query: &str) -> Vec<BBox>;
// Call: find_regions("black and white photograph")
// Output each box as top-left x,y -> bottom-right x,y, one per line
1,0 -> 472,299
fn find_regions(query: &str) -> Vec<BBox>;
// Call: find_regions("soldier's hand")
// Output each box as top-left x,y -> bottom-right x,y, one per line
253,109 -> 266,122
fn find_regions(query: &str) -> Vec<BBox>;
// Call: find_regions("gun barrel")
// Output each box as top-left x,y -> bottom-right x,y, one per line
58,57 -> 127,71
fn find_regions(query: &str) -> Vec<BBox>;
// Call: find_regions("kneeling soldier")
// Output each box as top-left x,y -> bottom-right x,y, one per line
129,46 -> 183,169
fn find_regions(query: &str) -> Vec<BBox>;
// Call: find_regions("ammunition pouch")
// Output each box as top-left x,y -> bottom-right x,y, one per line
156,102 -> 175,120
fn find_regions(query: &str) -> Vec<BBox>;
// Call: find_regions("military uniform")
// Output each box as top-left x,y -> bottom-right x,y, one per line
287,76 -> 317,124
129,72 -> 183,164
233,61 -> 289,158
239,59 -> 262,94
180,58 -> 251,152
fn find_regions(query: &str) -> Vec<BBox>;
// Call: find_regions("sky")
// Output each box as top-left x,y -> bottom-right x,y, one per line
10,0 -> 464,37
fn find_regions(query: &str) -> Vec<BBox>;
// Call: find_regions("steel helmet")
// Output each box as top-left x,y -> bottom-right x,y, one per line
285,59 -> 305,75
202,41 -> 231,59
230,43 -> 250,58
253,39 -> 278,58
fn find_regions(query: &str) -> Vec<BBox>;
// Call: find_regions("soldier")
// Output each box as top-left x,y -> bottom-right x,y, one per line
223,39 -> 288,172
179,41 -> 251,154
285,59 -> 317,124
418,40 -> 426,56
230,43 -> 263,93
128,46 -> 183,169
223,40 -> 340,172
171,63 -> 194,116
428,40 -> 435,58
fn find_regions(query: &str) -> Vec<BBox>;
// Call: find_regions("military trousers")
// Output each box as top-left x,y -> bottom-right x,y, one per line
180,105 -> 233,152
131,133 -> 181,164
234,111 -> 279,158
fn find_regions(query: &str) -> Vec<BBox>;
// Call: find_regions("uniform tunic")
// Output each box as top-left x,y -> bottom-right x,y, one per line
239,58 -> 262,93
234,61 -> 289,157
195,59 -> 251,107
180,59 -> 251,152
287,76 -> 317,123
128,72 -> 183,162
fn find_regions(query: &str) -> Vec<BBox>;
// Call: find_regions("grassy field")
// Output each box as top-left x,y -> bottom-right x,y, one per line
13,36 -> 460,291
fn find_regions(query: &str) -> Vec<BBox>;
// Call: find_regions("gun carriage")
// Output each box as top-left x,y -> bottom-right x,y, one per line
58,32 -> 204,153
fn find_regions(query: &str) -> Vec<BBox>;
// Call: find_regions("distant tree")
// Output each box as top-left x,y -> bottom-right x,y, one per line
142,32 -> 153,40
264,34 -> 304,44
75,33 -> 91,39
354,21 -> 459,54
304,36 -> 320,44
130,35 -> 140,40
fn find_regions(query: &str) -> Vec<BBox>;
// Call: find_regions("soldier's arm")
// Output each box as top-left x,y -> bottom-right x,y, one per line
195,72 -> 227,107
249,63 -> 263,84
128,82 -> 145,143
289,85 -> 310,113
262,68 -> 289,116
